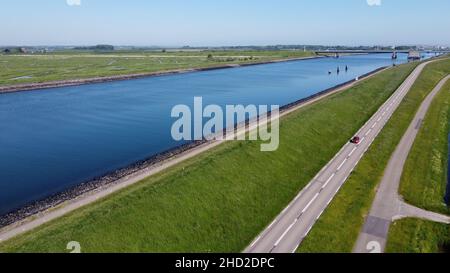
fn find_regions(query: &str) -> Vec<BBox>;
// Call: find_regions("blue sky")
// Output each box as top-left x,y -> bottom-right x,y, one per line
1,0 -> 449,46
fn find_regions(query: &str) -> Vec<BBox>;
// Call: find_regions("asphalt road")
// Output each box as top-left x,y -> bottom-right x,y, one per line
245,61 -> 431,253
353,74 -> 450,253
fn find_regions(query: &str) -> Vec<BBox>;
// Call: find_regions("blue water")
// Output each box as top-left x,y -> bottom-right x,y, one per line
0,53 -> 424,215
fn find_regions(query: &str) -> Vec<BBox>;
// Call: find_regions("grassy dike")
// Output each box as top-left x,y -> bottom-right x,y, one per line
399,75 -> 450,215
386,78 -> 450,253
0,63 -> 417,253
298,58 -> 450,253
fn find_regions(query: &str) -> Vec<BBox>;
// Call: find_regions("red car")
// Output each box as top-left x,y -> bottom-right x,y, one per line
350,136 -> 361,144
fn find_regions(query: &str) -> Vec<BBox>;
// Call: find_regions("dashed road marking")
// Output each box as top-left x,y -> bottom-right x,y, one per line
302,193 -> 320,214
337,158 -> 347,171
322,173 -> 336,189
274,219 -> 297,246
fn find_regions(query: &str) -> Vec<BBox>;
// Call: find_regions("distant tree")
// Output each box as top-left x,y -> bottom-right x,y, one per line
95,44 -> 114,51
207,54 -> 213,60
162,49 -> 166,53
74,44 -> 114,51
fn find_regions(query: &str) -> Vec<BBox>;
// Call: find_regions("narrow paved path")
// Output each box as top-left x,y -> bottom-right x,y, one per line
353,75 -> 450,253
245,61 -> 434,253
395,201 -> 450,224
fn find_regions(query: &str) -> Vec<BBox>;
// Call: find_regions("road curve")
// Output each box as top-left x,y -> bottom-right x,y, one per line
245,61 -> 432,253
353,74 -> 450,253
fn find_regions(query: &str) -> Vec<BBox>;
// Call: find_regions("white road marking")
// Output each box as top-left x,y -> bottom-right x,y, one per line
359,152 -> 365,161
303,183 -> 311,191
343,173 -> 351,182
304,225 -> 313,237
337,158 -> 347,171
302,193 -> 320,214
312,172 -> 321,182
326,197 -> 333,206
334,187 -> 340,195
322,173 -> 336,189
274,219 -> 297,246
324,143 -> 350,169
316,209 -> 325,221
292,244 -> 300,253
348,147 -> 357,157
250,236 -> 262,247
267,219 -> 277,230
281,205 -> 291,214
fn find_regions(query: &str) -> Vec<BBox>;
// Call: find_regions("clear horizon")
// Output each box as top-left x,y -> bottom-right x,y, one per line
1,0 -> 450,47
0,43 -> 447,48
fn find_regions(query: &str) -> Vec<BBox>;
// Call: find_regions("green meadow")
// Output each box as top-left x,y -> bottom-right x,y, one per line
386,72 -> 450,253
0,50 -> 314,86
0,62 -> 417,253
387,218 -> 450,253
399,69 -> 450,215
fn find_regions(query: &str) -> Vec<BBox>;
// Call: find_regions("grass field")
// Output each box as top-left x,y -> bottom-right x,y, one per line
386,218 -> 450,253
399,73 -> 450,215
298,58 -> 450,253
0,63 -> 417,253
0,50 -> 315,86
385,79 -> 450,253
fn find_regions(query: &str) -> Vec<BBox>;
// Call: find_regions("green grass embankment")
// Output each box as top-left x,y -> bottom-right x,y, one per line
386,218 -> 450,253
385,78 -> 450,253
399,75 -> 450,215
0,63 -> 417,253
298,58 -> 450,253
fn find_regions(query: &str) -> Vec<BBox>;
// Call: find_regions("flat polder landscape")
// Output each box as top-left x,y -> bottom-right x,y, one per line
1,0 -> 450,262
0,50 -> 315,87
0,52 -> 415,218
1,52 -> 448,254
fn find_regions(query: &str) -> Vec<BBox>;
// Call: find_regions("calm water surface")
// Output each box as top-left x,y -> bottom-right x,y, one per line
0,53 -> 429,215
